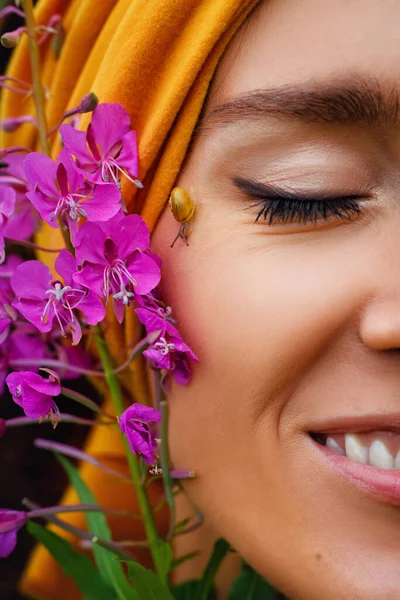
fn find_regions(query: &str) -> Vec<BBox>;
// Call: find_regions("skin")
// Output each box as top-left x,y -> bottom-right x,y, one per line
151,1 -> 400,598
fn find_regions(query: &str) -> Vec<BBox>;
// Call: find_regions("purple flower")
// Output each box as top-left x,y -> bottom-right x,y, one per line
0,154 -> 39,242
73,214 -> 160,323
0,254 -> 22,333
6,370 -> 61,425
136,307 -> 198,385
24,148 -> 121,240
0,186 -> 16,262
60,103 -> 142,188
119,403 -> 161,464
11,251 -> 105,345
0,510 -> 27,558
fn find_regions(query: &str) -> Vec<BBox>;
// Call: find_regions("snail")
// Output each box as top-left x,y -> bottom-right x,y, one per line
168,186 -> 195,248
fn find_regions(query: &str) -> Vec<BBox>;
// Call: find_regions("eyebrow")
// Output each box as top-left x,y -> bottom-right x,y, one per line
199,77 -> 400,131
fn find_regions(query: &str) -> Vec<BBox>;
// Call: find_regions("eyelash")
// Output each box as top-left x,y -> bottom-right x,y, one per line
253,196 -> 362,225
232,177 -> 363,225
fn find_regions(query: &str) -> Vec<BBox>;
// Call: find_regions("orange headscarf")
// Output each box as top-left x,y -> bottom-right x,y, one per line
1,0 -> 259,597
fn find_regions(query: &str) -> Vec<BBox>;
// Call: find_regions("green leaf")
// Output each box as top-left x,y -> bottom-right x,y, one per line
194,538 -> 230,600
228,562 -> 277,600
152,538 -> 173,584
128,561 -> 175,600
27,521 -> 116,600
56,454 -> 137,600
171,550 -> 200,571
172,581 -> 216,600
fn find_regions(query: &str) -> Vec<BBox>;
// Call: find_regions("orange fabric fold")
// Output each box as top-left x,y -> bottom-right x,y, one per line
0,0 -> 259,597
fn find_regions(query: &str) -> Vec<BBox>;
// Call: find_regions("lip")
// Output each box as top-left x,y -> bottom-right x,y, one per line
312,437 -> 400,505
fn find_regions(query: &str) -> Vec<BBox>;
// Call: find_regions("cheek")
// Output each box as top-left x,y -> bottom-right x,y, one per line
152,206 -> 371,422
150,202 -> 371,478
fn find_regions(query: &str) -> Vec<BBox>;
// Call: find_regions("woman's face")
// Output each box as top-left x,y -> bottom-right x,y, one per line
151,1 -> 400,598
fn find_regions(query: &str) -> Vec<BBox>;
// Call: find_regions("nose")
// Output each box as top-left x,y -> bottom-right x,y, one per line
360,296 -> 400,351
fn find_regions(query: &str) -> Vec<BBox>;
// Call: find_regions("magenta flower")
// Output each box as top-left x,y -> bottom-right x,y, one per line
0,255 -> 22,332
0,186 -> 16,262
60,103 -> 142,188
136,307 -> 198,384
0,153 -> 40,242
6,370 -> 61,425
0,510 -> 27,558
24,148 -> 121,240
11,250 -> 105,345
119,403 -> 161,464
73,214 -> 160,323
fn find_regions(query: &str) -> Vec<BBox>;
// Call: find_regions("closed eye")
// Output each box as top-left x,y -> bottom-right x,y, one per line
233,176 -> 363,225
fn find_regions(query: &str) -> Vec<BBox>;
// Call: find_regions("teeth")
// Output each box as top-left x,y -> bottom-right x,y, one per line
368,440 -> 394,470
344,434 -> 368,464
395,451 -> 400,470
326,436 -> 345,455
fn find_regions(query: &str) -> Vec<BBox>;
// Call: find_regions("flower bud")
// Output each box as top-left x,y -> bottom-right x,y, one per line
51,20 -> 65,59
0,115 -> 36,133
1,31 -> 21,48
78,92 -> 99,114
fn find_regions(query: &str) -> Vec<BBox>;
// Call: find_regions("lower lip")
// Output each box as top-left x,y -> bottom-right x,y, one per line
313,438 -> 400,505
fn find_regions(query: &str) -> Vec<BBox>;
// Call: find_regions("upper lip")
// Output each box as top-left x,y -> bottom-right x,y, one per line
307,413 -> 400,434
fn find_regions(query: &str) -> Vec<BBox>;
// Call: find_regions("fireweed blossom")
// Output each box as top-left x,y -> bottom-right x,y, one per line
0,254 -> 22,333
73,214 -> 160,323
60,103 -> 142,188
119,403 -> 161,464
6,370 -> 61,425
0,256 -> 48,393
11,250 -> 105,345
0,510 -> 27,558
24,148 -> 121,240
135,307 -> 198,384
0,154 -> 39,242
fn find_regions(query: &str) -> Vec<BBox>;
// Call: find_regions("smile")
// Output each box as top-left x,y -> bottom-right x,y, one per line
309,429 -> 400,505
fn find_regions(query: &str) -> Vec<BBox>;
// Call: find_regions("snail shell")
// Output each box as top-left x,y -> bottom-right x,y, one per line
168,187 -> 195,223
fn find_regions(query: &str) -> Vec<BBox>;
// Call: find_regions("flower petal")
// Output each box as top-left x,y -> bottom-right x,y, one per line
73,222 -> 108,266
3,197 -> 39,240
126,252 -> 160,295
55,250 -> 76,287
116,130 -> 139,177
91,103 -> 131,155
12,300 -> 53,332
25,189 -> 58,227
24,153 -> 58,197
82,183 -> 122,222
77,290 -> 105,325
59,124 -> 93,163
11,261 -> 52,300
0,186 -> 16,218
111,214 -> 150,257
73,264 -> 105,297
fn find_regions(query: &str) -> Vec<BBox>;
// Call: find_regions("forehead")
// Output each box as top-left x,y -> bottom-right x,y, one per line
206,0 -> 400,110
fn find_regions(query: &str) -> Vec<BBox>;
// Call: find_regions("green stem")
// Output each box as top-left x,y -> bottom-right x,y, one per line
61,386 -> 115,420
94,333 -> 163,575
21,0 -> 50,155
160,399 -> 176,541
22,498 -> 134,562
